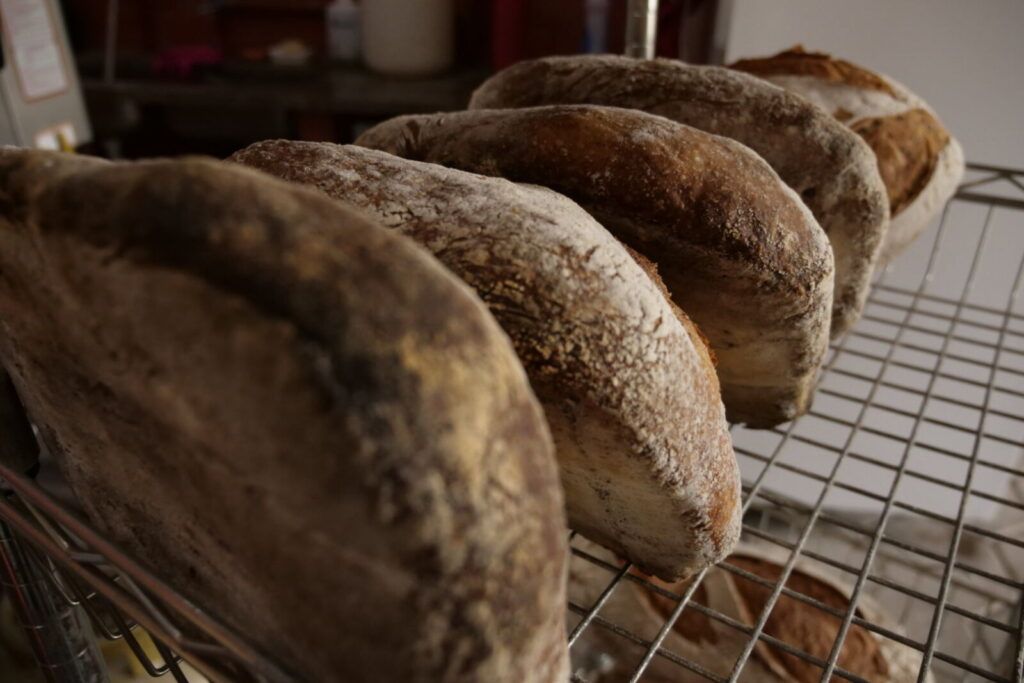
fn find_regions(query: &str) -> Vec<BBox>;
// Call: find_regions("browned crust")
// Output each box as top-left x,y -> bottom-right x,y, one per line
356,107 -> 835,428
230,139 -> 742,579
730,45 -> 898,98
358,107 -> 824,285
468,55 -> 887,338
0,149 -> 568,683
834,107 -> 855,122
730,48 -> 953,219
728,556 -> 889,682
621,244 -> 718,370
357,106 -> 833,426
852,108 -> 951,215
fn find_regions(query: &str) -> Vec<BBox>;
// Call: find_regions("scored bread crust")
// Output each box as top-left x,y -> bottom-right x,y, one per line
229,140 -> 741,579
731,48 -> 965,263
570,539 -> 931,682
0,149 -> 569,683
356,105 -> 834,428
469,55 -> 889,336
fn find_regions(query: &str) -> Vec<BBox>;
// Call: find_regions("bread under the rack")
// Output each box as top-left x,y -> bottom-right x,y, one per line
356,105 -> 835,427
230,140 -> 742,579
569,538 -> 931,682
469,55 -> 890,337
0,149 -> 569,683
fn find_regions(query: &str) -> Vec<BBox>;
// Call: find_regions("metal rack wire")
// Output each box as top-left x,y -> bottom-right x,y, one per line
0,460 -> 294,683
0,164 -> 1020,682
569,163 -> 1024,682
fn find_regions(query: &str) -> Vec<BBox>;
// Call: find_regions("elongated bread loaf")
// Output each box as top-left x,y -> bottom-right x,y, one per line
0,149 -> 568,683
570,539 -> 931,682
229,140 -> 741,579
469,54 -> 889,335
731,47 -> 964,263
356,105 -> 834,427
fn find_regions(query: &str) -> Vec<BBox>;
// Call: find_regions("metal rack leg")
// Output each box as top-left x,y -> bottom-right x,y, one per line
0,513 -> 110,683
0,367 -> 109,682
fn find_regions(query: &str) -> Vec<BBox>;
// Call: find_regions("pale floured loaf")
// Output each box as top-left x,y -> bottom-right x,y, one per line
570,539 -> 932,682
229,140 -> 742,579
469,54 -> 889,335
0,149 -> 569,683
356,105 -> 834,427
732,47 -> 965,263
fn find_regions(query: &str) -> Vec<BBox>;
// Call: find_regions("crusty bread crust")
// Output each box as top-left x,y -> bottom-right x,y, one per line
731,48 -> 965,263
356,105 -> 834,427
469,55 -> 888,336
229,140 -> 742,579
0,149 -> 568,683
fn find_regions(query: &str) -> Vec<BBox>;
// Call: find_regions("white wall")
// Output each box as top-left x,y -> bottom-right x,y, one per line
719,1 -> 1024,523
721,0 -> 1024,168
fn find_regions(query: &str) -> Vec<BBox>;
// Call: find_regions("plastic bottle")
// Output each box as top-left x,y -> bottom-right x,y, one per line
326,0 -> 361,63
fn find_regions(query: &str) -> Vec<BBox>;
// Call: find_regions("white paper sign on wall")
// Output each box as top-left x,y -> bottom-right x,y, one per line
0,0 -> 70,101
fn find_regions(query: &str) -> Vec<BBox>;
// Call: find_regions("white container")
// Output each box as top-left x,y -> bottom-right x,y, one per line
361,0 -> 455,77
326,0 -> 361,63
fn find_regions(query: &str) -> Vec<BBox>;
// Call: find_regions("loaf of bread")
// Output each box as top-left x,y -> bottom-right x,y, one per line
0,149 -> 569,683
570,539 -> 931,682
469,55 -> 889,335
731,47 -> 964,263
229,140 -> 741,579
356,106 -> 834,427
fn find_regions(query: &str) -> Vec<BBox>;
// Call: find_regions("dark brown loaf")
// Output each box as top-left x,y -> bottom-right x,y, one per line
229,140 -> 742,579
0,149 -> 569,683
731,47 -> 964,262
469,55 -> 889,336
356,105 -> 834,427
569,539 -> 930,682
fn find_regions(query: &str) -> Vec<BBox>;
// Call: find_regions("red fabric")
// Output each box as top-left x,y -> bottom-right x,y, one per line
152,46 -> 224,80
491,0 -> 526,69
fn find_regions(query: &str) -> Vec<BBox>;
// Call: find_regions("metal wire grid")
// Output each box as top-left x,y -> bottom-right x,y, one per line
568,163 -> 1024,682
0,462 -> 293,683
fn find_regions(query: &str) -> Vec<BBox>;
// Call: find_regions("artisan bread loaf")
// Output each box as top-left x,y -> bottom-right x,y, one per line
469,54 -> 889,335
570,539 -> 930,682
229,140 -> 741,579
356,106 -> 834,427
731,47 -> 964,263
0,149 -> 569,683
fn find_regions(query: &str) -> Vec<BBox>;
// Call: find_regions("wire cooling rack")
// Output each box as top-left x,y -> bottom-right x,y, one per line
569,163 -> 1024,683
0,163 -> 1021,683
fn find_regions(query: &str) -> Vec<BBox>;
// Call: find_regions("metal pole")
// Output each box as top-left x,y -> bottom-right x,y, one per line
103,0 -> 119,84
624,0 -> 658,58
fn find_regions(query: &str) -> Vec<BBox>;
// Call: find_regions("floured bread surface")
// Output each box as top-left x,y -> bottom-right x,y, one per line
356,105 -> 834,428
570,539 -> 931,682
470,55 -> 888,335
229,140 -> 742,579
0,149 -> 568,683
732,47 -> 965,263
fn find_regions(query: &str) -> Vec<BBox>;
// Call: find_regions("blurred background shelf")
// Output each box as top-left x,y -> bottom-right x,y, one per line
78,57 -> 487,157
